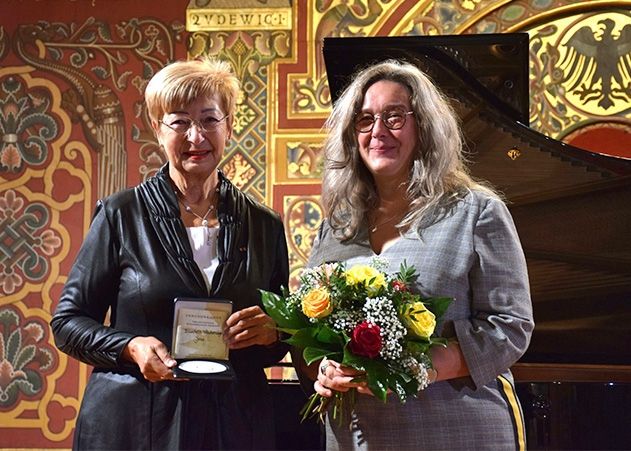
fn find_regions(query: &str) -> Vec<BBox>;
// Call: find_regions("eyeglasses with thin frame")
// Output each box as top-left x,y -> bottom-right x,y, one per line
160,114 -> 229,135
354,110 -> 414,133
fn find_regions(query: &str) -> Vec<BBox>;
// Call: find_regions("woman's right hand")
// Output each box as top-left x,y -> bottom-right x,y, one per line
314,358 -> 367,397
122,336 -> 178,382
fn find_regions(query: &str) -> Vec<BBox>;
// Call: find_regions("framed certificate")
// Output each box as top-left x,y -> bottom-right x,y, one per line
171,297 -> 235,379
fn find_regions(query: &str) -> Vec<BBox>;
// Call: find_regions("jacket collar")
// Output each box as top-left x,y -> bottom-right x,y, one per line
148,164 -> 247,294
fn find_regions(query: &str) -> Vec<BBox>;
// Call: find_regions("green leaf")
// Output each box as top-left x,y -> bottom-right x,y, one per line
303,347 -> 343,365
284,328 -> 322,348
388,372 -> 411,402
397,260 -> 418,283
276,326 -> 300,335
260,290 -> 309,329
391,382 -> 407,402
316,325 -> 347,346
341,349 -> 390,402
285,328 -> 344,365
424,296 -> 453,318
364,361 -> 389,402
341,346 -> 368,371
406,340 -> 431,355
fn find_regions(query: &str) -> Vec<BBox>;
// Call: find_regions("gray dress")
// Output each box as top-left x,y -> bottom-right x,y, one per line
308,190 -> 534,451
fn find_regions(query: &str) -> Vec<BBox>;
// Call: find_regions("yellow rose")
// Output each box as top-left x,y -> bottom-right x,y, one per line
345,265 -> 386,295
402,302 -> 436,339
302,287 -> 333,318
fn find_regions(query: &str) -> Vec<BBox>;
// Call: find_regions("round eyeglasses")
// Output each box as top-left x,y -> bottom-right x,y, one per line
354,110 -> 414,133
160,114 -> 229,135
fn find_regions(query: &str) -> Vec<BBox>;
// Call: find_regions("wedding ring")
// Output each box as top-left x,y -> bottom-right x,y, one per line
320,360 -> 329,376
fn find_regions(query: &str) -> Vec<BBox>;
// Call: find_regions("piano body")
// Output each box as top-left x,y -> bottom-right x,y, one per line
322,34 -> 631,449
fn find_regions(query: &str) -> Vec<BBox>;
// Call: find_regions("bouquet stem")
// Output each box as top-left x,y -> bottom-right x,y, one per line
300,389 -> 356,427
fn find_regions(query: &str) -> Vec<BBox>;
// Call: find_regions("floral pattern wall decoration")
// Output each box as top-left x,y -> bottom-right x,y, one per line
0,305 -> 55,408
0,0 -> 628,448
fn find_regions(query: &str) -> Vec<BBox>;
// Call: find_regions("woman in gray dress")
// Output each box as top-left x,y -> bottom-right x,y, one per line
303,60 -> 534,450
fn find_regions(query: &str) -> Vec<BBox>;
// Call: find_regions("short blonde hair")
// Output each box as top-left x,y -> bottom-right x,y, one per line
145,56 -> 240,123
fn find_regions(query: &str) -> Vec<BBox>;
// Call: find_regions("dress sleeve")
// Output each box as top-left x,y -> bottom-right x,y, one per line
453,197 -> 534,388
50,201 -> 136,368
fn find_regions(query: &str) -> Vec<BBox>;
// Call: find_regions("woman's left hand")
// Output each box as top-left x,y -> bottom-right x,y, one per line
223,305 -> 278,349
315,358 -> 367,397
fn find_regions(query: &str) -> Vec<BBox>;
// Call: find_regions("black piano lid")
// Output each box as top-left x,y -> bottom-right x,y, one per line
322,33 -> 530,125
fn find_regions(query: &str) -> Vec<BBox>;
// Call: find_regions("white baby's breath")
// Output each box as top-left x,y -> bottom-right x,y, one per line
398,355 -> 431,390
370,256 -> 389,272
327,308 -> 361,332
362,296 -> 407,361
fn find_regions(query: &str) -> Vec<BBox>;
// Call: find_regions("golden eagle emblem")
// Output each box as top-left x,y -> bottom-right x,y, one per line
560,18 -> 631,109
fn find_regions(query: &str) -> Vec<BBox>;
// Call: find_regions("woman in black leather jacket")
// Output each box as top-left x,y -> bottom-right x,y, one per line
51,57 -> 289,450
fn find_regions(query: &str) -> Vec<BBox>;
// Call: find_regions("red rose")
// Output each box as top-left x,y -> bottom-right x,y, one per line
349,322 -> 382,358
391,280 -> 409,292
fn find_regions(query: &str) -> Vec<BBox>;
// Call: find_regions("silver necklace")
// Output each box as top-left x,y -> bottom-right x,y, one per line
370,215 -> 399,233
177,192 -> 217,227
181,201 -> 214,227
174,184 -> 220,227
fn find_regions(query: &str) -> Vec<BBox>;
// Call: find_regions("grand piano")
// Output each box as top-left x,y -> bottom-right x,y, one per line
318,34 -> 631,449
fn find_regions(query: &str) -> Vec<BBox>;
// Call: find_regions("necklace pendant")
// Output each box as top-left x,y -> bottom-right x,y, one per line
201,219 -> 209,227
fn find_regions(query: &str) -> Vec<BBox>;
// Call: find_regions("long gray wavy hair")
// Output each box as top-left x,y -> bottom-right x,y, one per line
321,59 -> 497,241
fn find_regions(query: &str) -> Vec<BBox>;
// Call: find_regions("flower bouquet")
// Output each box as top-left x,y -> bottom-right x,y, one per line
261,258 -> 452,425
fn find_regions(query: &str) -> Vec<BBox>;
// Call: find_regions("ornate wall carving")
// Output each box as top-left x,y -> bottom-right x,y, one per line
0,0 -> 628,447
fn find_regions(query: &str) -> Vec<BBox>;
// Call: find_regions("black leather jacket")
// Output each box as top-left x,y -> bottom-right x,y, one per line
51,165 -> 289,450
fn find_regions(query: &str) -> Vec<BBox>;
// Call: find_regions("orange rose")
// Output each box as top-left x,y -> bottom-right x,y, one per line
302,287 -> 332,318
